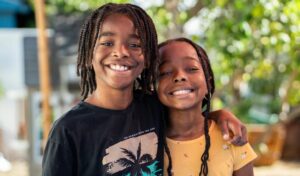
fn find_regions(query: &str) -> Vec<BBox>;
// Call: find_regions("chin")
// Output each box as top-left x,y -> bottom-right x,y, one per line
109,81 -> 134,90
169,103 -> 194,111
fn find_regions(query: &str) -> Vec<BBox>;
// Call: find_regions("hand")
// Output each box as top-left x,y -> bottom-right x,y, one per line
210,109 -> 248,146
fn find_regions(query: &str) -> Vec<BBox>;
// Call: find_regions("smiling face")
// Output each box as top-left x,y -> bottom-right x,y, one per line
92,13 -> 145,92
157,41 -> 208,111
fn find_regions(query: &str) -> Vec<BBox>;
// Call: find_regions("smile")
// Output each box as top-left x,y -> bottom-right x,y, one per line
108,64 -> 130,71
170,89 -> 194,95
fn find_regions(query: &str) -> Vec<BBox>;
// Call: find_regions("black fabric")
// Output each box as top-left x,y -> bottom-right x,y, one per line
42,92 -> 164,176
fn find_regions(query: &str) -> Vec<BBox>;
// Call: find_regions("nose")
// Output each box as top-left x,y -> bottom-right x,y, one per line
112,43 -> 129,58
173,71 -> 187,83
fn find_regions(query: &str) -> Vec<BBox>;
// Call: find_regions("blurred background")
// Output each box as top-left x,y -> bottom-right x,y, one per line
0,0 -> 299,175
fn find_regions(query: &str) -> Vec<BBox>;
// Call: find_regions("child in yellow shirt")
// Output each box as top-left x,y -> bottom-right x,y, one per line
157,38 -> 257,176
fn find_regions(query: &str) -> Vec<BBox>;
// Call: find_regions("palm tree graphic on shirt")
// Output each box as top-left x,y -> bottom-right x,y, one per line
116,142 -> 153,175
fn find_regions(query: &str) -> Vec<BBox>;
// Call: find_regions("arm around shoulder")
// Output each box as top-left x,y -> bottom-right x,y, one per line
210,109 -> 248,146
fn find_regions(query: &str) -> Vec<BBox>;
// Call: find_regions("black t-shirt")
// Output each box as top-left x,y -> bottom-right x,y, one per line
42,92 -> 164,176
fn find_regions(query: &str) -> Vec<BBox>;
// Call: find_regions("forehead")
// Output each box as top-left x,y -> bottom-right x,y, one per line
159,41 -> 198,62
100,13 -> 136,33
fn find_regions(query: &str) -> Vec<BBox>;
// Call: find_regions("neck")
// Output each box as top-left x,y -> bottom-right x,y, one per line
85,87 -> 133,110
167,108 -> 209,141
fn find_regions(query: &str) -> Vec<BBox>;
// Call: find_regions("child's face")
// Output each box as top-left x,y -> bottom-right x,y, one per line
92,13 -> 145,91
157,42 -> 208,111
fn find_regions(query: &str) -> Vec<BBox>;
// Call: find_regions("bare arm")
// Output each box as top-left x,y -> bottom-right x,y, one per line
210,109 -> 248,146
233,162 -> 254,176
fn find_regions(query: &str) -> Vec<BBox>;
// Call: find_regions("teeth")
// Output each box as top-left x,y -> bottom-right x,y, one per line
172,89 -> 191,95
110,64 -> 129,71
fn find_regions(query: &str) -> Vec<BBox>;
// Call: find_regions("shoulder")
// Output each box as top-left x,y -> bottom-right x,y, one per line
209,122 -> 257,170
47,102 -> 94,141
52,102 -> 90,127
209,121 -> 231,152
209,121 -> 225,141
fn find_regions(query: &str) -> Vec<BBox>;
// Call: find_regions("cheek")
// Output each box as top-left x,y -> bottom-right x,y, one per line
91,59 -> 98,68
196,77 -> 208,94
157,88 -> 166,105
93,46 -> 111,59
93,45 -> 101,56
136,56 -> 145,72
136,61 -> 145,73
157,79 -> 167,97
138,55 -> 145,65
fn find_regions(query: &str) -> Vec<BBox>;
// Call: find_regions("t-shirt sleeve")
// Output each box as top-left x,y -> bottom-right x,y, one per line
232,143 -> 257,171
42,126 -> 76,176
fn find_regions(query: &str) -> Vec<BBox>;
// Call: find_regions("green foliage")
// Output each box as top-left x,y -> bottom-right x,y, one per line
30,0 -> 130,15
147,0 -> 300,123
146,6 -> 172,41
197,0 -> 299,123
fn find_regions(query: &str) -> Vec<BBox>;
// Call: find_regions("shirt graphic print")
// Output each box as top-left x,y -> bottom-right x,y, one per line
103,129 -> 162,175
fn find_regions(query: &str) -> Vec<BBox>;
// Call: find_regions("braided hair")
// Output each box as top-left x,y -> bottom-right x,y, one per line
158,38 -> 215,176
77,3 -> 159,99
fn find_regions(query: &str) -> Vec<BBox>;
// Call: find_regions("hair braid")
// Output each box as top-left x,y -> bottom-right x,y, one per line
129,4 -> 158,93
200,104 -> 211,176
196,40 -> 214,176
124,6 -> 148,91
161,105 -> 173,176
77,6 -> 104,99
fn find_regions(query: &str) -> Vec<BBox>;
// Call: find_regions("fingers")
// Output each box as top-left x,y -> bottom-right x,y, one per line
230,123 -> 248,146
221,120 -> 230,141
212,109 -> 248,146
241,125 -> 248,144
230,135 -> 246,146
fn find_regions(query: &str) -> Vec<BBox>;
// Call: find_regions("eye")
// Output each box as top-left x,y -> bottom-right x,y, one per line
187,67 -> 199,72
100,41 -> 113,46
128,43 -> 141,48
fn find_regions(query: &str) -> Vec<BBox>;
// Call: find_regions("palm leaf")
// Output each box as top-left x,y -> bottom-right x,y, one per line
139,154 -> 153,163
120,148 -> 137,162
116,158 -> 134,167
136,142 -> 142,161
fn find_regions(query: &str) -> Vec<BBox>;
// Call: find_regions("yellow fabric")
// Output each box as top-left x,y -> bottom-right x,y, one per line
164,121 -> 257,176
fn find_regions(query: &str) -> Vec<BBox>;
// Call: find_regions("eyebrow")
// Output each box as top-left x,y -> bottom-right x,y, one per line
159,56 -> 199,67
98,32 -> 114,38
186,56 -> 200,62
98,32 -> 141,40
